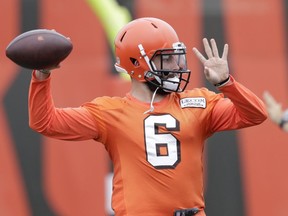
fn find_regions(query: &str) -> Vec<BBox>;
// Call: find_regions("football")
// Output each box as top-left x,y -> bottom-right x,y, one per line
6,29 -> 73,70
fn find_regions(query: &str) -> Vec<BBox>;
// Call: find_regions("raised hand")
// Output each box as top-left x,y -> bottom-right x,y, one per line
193,38 -> 229,85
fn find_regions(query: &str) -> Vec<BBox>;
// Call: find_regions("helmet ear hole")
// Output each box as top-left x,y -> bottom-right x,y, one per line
130,58 -> 140,66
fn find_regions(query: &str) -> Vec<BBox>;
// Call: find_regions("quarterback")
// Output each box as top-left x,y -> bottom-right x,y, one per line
29,17 -> 267,216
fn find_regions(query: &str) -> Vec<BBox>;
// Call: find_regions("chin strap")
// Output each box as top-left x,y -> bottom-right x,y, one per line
144,87 -> 159,114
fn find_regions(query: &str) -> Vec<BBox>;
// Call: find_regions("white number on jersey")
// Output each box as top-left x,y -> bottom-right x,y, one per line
144,114 -> 180,169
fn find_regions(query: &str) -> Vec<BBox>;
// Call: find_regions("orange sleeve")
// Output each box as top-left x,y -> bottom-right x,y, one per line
209,75 -> 267,133
28,71 -> 98,141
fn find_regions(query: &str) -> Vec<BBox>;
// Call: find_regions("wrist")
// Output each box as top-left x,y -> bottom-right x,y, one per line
214,76 -> 230,87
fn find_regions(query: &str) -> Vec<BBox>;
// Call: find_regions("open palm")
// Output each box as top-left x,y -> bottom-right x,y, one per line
193,38 -> 229,85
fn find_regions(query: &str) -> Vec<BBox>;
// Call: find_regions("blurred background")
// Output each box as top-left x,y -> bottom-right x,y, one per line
0,0 -> 287,215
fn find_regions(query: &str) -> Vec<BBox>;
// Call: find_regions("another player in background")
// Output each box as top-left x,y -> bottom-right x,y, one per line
263,91 -> 288,132
28,17 -> 267,216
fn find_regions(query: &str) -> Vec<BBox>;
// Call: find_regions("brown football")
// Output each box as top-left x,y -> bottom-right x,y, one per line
6,29 -> 73,70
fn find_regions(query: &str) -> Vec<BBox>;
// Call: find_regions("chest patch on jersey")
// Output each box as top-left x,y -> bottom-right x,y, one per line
180,97 -> 206,108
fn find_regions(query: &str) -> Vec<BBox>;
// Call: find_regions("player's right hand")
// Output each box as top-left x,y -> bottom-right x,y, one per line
35,65 -> 60,80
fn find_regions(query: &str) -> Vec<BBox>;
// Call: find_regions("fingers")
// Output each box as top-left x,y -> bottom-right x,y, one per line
193,38 -> 229,62
210,39 -> 219,58
199,38 -> 228,59
192,47 -> 206,64
203,38 -> 213,58
222,44 -> 229,60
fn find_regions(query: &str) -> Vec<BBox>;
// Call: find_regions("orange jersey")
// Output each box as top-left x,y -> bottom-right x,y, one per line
29,72 -> 267,216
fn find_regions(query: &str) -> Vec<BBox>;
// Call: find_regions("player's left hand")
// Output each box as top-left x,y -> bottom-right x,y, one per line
193,38 -> 229,85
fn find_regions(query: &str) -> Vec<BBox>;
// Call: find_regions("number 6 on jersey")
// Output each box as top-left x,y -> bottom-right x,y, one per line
144,114 -> 181,169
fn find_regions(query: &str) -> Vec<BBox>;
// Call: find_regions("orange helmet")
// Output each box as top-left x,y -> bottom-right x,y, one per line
114,17 -> 190,92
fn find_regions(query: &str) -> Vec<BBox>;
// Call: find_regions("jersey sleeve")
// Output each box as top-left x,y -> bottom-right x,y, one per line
209,75 -> 267,133
28,71 -> 99,141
